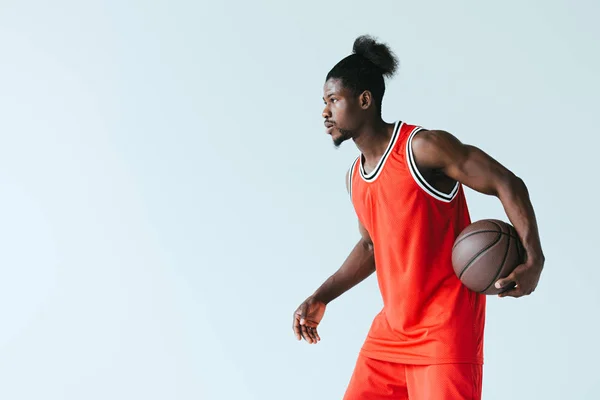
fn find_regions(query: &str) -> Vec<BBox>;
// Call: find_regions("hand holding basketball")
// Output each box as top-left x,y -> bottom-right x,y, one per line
495,257 -> 544,298
452,219 -> 544,297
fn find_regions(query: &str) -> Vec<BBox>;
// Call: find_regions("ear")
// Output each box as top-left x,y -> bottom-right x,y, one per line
359,90 -> 373,110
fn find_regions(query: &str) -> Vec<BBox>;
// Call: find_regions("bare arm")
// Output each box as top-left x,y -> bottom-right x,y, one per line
293,170 -> 376,344
412,130 -> 544,297
312,223 -> 375,304
311,170 -> 376,304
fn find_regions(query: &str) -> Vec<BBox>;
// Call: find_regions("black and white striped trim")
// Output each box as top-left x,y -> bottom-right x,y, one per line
406,127 -> 459,203
359,121 -> 402,182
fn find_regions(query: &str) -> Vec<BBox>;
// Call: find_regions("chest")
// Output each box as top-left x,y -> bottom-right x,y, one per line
351,153 -> 417,230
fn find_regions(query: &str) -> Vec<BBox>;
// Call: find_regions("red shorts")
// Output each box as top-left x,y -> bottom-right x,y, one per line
343,354 -> 482,400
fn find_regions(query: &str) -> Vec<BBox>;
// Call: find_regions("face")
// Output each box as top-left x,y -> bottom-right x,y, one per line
322,78 -> 366,148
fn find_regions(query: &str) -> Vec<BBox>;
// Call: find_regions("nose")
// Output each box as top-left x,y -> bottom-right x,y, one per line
322,104 -> 331,119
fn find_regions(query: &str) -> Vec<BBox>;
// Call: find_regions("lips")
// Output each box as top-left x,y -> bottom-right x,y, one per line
324,122 -> 334,134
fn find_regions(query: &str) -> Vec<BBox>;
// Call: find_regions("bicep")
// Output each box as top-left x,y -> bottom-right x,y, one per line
444,144 -> 514,196
413,130 -> 515,197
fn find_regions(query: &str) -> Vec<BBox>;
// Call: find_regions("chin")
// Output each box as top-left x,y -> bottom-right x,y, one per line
334,127 -> 354,145
332,135 -> 348,148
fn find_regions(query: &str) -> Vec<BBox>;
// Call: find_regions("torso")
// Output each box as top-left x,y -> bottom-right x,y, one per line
348,120 -> 486,365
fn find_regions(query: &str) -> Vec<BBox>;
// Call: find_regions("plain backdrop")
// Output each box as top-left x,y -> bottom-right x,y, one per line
0,0 -> 598,399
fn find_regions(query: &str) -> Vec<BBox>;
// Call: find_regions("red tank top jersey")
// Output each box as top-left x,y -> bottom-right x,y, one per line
348,121 -> 486,365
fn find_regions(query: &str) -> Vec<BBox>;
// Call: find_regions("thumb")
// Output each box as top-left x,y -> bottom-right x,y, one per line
495,271 -> 518,289
299,303 -> 308,325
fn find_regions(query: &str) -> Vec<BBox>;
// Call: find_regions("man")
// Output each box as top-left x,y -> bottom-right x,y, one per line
292,35 -> 545,399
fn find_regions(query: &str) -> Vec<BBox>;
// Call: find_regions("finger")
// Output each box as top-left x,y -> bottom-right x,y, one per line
301,324 -> 313,343
495,270 -> 520,290
314,327 -> 321,342
299,323 -> 307,341
498,284 -> 523,298
306,325 -> 317,344
504,285 -> 535,297
499,281 -> 517,293
304,326 -> 315,343
307,326 -> 318,344
293,314 -> 302,340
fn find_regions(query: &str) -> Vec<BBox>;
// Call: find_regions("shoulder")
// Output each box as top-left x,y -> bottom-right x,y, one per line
410,129 -> 466,169
411,129 -> 457,150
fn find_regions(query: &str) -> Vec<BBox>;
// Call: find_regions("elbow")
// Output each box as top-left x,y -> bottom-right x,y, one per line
513,175 -> 528,193
360,238 -> 374,252
497,173 -> 527,199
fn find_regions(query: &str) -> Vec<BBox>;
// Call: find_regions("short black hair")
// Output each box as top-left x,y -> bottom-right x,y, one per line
326,35 -> 399,113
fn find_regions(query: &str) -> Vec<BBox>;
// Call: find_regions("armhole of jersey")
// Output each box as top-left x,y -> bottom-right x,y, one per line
406,127 -> 460,203
347,157 -> 360,200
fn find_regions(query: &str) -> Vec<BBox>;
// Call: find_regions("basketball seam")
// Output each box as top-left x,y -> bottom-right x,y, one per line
480,220 -> 512,293
457,232 -> 502,279
453,230 -> 519,250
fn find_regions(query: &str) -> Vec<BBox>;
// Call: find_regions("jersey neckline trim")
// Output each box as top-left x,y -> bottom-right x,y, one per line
359,120 -> 402,182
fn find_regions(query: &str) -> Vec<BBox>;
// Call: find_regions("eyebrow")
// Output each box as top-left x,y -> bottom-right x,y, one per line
322,93 -> 336,101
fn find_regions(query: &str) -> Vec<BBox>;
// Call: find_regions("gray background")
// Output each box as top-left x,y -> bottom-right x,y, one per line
0,0 -> 598,399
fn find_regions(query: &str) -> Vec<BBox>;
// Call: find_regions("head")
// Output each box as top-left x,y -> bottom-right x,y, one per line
322,35 -> 399,147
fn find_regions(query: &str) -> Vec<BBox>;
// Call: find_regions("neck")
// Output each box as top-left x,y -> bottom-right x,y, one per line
352,117 -> 395,164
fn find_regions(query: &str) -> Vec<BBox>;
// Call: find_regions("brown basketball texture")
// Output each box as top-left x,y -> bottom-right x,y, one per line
452,219 -> 525,295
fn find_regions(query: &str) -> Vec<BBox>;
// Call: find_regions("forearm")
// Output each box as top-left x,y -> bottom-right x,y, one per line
497,176 -> 545,263
312,239 -> 376,304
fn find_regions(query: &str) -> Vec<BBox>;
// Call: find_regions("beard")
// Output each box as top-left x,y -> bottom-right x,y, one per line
332,127 -> 354,148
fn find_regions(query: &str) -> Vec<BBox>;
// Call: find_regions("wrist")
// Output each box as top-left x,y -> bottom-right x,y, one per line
311,291 -> 331,305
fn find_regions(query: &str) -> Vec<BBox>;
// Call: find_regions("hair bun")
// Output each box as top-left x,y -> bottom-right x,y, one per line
352,35 -> 399,78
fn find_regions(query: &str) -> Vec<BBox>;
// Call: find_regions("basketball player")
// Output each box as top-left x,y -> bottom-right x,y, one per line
292,36 -> 545,399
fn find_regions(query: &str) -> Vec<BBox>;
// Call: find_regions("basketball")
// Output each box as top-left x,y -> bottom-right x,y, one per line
452,219 -> 525,295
